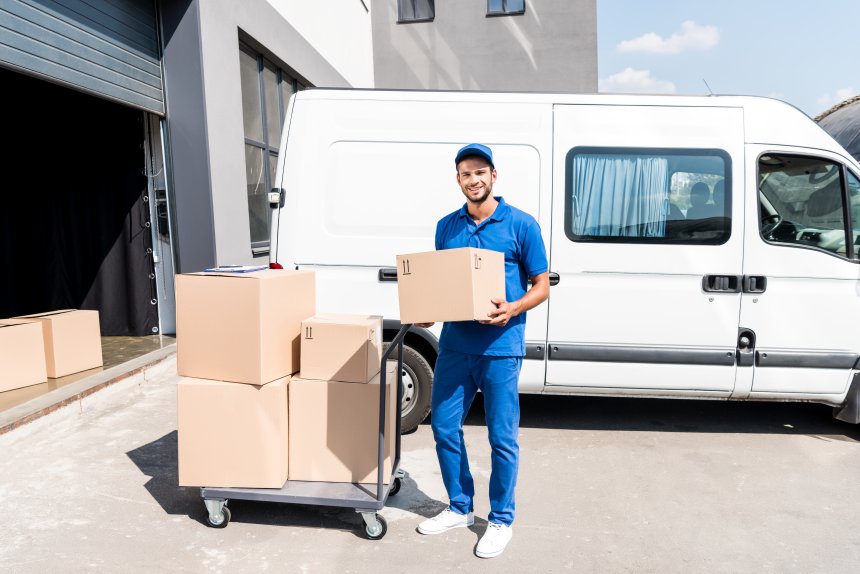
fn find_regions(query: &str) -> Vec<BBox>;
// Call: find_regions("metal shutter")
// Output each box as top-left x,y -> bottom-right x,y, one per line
0,0 -> 164,114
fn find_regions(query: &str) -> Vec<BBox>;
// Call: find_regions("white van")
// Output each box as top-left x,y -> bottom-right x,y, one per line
270,89 -> 860,433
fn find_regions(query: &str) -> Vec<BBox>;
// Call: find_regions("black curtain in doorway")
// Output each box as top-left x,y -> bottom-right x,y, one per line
0,68 -> 159,336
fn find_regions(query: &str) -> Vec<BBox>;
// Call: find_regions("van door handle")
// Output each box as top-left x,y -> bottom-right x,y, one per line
702,275 -> 741,293
378,267 -> 398,282
528,272 -> 560,286
743,275 -> 767,293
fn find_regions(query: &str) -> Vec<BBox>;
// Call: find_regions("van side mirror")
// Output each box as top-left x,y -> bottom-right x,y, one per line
269,188 -> 286,208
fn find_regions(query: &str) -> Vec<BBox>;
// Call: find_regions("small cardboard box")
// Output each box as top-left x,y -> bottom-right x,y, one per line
13,310 -> 103,378
300,314 -> 382,383
176,269 -> 315,385
396,247 -> 505,324
0,320 -> 48,392
289,362 -> 398,484
177,376 -> 290,488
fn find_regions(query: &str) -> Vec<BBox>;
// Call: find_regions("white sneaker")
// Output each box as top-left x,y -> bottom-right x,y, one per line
475,522 -> 512,558
417,508 -> 474,535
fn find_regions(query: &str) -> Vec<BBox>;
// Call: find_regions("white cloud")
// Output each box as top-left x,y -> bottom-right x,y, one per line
599,68 -> 677,94
817,87 -> 856,108
836,87 -> 855,101
617,21 -> 719,55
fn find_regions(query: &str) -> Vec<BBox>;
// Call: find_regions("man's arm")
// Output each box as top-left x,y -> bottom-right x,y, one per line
481,271 -> 550,327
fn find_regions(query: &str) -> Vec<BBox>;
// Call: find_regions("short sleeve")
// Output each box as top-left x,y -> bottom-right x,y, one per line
520,219 -> 548,277
434,219 -> 443,250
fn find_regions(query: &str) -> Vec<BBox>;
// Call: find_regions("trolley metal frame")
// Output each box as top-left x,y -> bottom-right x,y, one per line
199,324 -> 411,539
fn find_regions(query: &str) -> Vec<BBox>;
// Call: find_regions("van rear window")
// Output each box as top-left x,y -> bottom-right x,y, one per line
564,147 -> 731,245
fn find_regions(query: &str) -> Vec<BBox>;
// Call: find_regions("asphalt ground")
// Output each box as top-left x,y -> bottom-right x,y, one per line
2,357 -> 859,573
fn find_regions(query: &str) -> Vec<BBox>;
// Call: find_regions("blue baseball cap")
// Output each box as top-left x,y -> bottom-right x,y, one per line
455,143 -> 494,168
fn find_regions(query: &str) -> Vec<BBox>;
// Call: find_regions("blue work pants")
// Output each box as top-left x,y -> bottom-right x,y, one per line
430,348 -> 522,526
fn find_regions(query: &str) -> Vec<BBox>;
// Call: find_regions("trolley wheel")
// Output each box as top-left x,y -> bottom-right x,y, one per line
206,505 -> 231,528
364,514 -> 388,540
389,477 -> 402,496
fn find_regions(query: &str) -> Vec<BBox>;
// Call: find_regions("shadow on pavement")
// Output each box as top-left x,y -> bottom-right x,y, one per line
125,431 -> 201,521
127,432 -> 447,536
451,394 -> 860,440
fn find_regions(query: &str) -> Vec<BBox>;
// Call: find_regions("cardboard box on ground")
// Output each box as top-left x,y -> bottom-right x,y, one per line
175,269 -> 315,385
0,320 -> 48,392
396,247 -> 505,324
2,309 -> 103,383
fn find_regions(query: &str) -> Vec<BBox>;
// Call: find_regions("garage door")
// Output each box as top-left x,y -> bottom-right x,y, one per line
0,0 -> 163,114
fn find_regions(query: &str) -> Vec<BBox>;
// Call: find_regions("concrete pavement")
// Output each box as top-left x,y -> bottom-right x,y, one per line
2,357 -> 859,573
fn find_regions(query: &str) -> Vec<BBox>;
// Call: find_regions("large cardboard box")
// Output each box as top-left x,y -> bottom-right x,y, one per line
289,362 -> 398,484
300,314 -> 382,383
176,269 -> 315,385
396,247 -> 505,324
177,376 -> 290,488
0,320 -> 48,392
13,310 -> 103,378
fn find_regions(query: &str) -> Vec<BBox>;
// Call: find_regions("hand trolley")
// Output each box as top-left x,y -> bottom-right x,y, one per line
199,324 -> 411,540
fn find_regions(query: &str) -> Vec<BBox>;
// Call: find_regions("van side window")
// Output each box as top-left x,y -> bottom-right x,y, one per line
564,148 -> 731,244
758,154 -> 858,260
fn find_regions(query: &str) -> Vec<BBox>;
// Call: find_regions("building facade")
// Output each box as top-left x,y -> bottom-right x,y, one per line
0,0 -> 595,337
372,0 -> 597,92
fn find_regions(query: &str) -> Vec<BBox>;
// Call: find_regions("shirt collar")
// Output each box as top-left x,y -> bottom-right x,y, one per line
457,196 -> 510,222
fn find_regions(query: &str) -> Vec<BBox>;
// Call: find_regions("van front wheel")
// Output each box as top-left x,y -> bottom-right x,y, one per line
393,344 -> 433,434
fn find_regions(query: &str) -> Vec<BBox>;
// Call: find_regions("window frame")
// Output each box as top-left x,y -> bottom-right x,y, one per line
239,42 -> 303,256
397,0 -> 435,23
487,0 -> 525,17
563,146 -> 733,245
756,152 -> 859,262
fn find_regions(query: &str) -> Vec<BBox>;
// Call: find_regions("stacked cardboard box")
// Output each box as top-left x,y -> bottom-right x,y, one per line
0,320 -> 48,392
175,269 -> 315,488
396,247 -> 505,324
289,314 -> 398,484
0,309 -> 103,391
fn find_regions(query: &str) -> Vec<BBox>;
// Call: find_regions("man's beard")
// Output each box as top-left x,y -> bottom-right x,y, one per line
465,186 -> 491,204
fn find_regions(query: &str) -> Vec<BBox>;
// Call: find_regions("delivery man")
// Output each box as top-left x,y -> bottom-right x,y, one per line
416,143 -> 549,558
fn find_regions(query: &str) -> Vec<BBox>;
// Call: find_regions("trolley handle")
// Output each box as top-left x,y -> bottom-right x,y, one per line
382,324 -> 411,363
375,324 -> 412,502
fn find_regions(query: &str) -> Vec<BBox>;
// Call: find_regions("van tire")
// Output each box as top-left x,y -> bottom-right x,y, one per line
391,344 -> 433,434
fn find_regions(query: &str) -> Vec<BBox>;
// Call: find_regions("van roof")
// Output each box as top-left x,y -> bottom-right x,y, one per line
292,89 -> 855,163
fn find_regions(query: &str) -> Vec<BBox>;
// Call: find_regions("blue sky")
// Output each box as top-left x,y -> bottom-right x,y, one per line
596,1 -> 856,117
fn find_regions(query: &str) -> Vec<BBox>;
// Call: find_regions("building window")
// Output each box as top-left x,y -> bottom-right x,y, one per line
239,43 -> 305,255
565,147 -> 731,245
398,0 -> 434,22
488,0 -> 525,16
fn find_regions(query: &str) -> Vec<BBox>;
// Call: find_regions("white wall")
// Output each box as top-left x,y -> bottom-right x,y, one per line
267,0 -> 374,87
196,0 -> 357,266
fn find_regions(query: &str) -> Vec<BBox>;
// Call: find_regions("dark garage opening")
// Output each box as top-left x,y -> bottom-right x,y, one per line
0,68 -> 159,336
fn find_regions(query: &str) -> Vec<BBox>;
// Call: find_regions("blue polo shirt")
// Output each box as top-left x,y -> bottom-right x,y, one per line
435,196 -> 548,357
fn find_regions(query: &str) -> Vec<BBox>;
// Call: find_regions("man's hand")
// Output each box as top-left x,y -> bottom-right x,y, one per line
415,322 -> 435,328
479,272 -> 550,327
480,298 -> 521,327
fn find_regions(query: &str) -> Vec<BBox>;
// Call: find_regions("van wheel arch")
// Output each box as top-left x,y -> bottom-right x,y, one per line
384,327 -> 436,434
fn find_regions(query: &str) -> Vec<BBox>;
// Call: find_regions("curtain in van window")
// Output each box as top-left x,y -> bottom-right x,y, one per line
572,155 -> 669,237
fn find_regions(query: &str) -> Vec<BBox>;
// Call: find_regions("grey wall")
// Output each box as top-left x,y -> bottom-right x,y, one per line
372,0 -> 597,92
160,0 -> 215,274
160,0 -> 350,272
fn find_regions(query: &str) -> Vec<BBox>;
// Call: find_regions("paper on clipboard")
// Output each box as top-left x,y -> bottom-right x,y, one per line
203,265 -> 269,273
